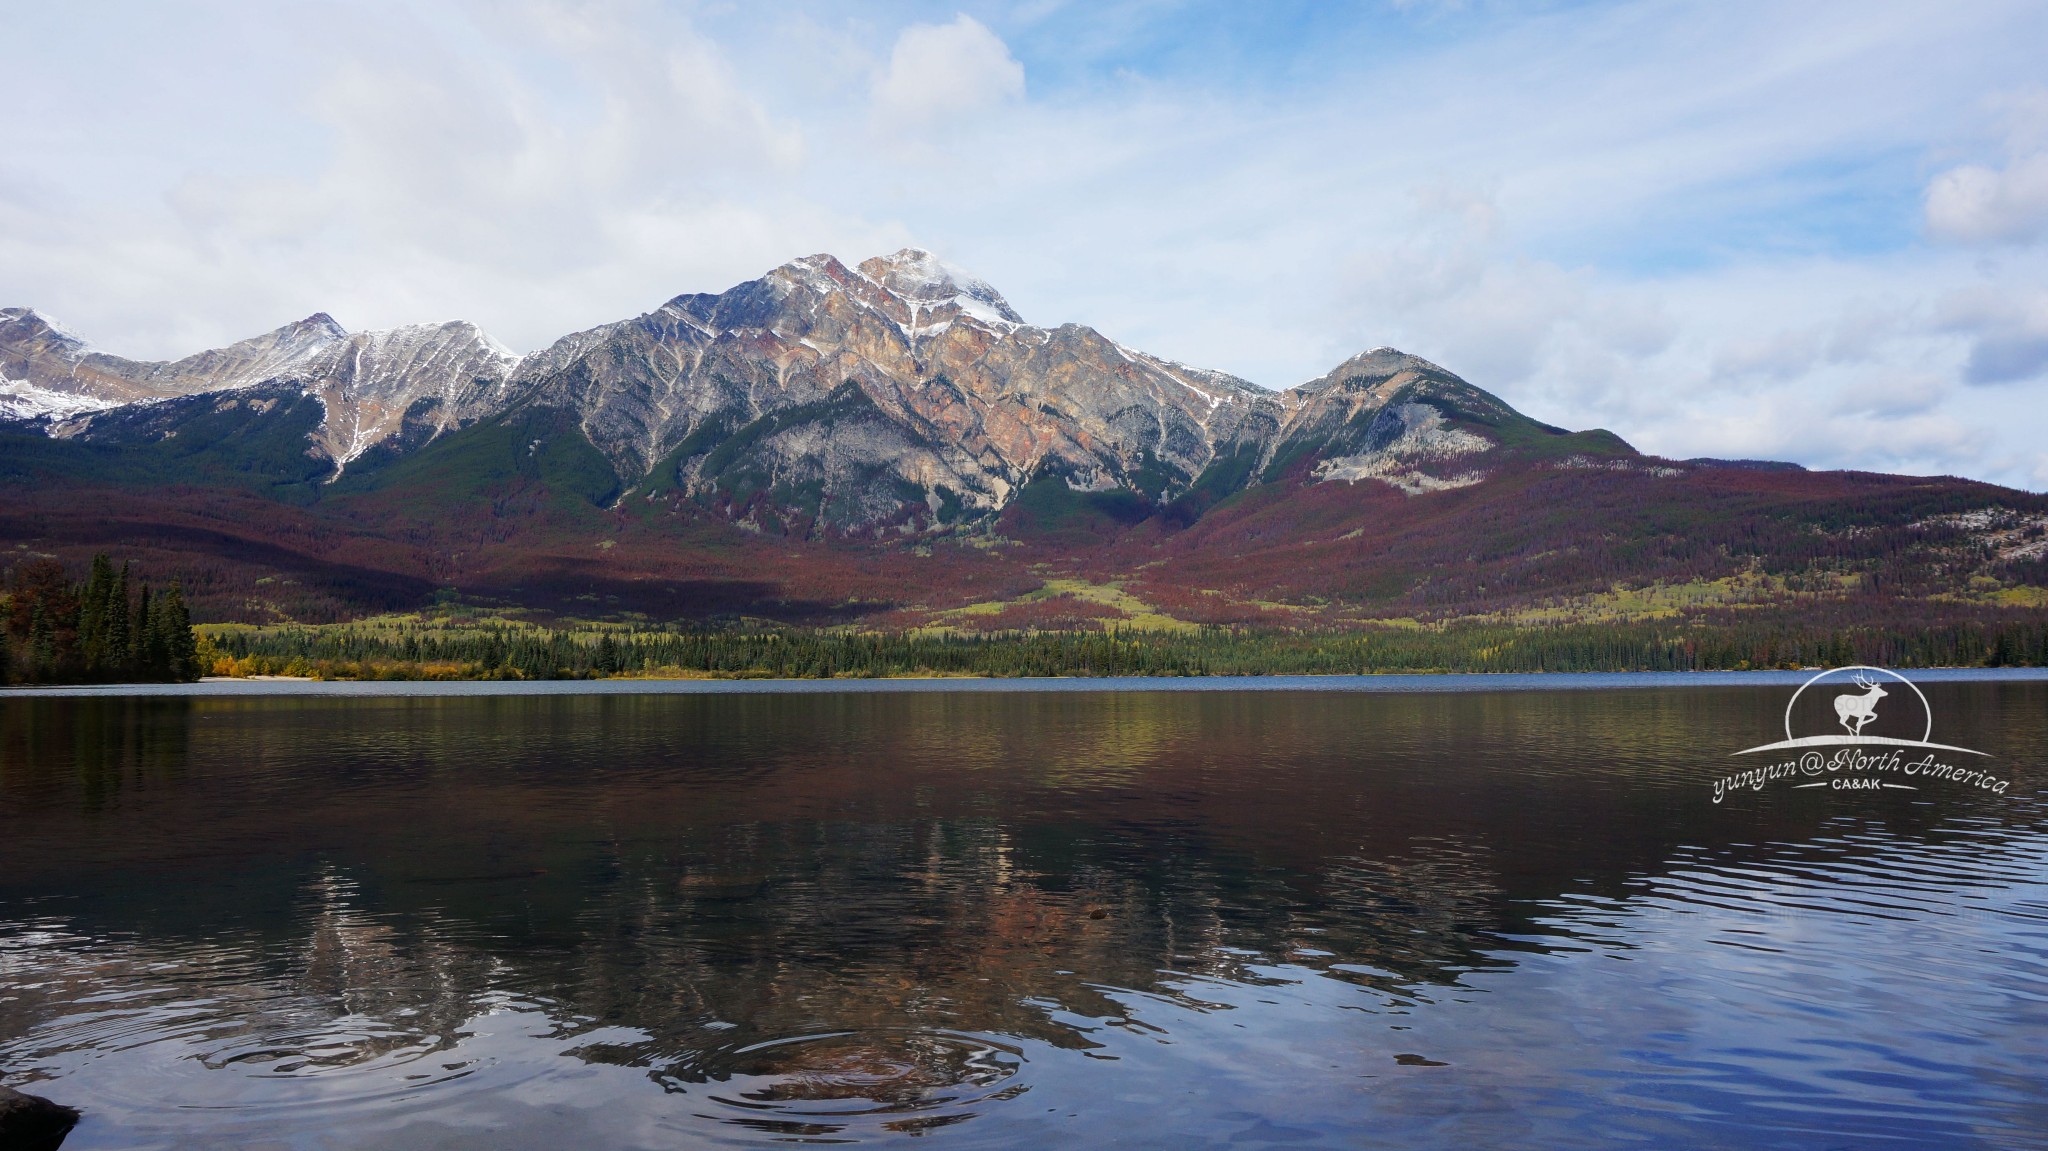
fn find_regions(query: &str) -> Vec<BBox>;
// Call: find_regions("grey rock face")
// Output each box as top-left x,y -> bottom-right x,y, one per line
1276,348 -> 1504,451
1312,403 -> 1493,494
1249,346 -> 1531,482
0,308 -> 344,404
0,309 -> 518,471
296,322 -> 521,469
4,252 -> 1542,520
512,250 -> 1285,524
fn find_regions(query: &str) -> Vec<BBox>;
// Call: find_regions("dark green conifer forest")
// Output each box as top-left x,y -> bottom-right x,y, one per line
198,613 -> 2047,681
1,555 -> 198,684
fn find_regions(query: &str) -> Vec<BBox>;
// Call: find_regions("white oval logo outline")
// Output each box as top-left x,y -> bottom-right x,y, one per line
1781,665 -> 1932,746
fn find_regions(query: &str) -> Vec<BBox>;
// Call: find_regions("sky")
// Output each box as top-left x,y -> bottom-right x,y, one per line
5,0 -> 2048,488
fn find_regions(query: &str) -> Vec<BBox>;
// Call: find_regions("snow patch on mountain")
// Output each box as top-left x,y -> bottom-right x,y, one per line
469,323 -> 521,361
0,376 -> 120,421
1111,343 -> 1252,409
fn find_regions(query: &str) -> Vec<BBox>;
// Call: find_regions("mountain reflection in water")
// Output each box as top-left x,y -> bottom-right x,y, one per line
2,686 -> 2045,1149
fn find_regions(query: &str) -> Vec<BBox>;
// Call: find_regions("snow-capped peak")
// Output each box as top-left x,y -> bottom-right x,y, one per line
23,308 -> 89,343
1,307 -> 91,353
291,312 -> 350,341
336,319 -> 521,365
858,248 -> 1025,326
463,322 -> 522,362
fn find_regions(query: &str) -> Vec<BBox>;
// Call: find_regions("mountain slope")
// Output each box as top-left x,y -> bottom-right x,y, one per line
1,250 -> 1574,531
0,308 -> 345,405
0,309 -> 519,473
3,251 -> 2045,636
494,250 -> 1278,531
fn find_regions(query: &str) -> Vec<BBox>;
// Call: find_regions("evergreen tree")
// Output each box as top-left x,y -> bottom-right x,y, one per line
79,554 -> 116,677
107,564 -> 132,678
29,602 -> 55,680
160,583 -> 198,682
132,584 -> 159,679
145,587 -> 181,681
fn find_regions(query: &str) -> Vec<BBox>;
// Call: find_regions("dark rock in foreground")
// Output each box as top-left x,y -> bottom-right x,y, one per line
0,1085 -> 80,1151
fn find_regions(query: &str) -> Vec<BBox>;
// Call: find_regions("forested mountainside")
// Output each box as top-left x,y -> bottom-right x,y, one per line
4,250 -> 2045,664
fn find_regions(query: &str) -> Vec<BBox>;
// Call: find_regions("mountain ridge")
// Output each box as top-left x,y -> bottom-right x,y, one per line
4,251 -> 2044,638
5,248 -> 1562,528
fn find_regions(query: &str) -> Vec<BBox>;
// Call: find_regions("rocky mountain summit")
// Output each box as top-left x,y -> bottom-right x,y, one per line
5,251 -> 2042,638
0,306 -> 344,404
0,307 -> 520,471
1,249 -> 1593,531
501,250 -> 1293,528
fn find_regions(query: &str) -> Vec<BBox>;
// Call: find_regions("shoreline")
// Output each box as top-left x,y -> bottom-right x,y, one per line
6,667 -> 2048,698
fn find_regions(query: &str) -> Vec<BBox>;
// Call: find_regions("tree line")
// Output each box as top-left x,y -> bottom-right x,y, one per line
7,549 -> 2044,684
2,555 -> 200,684
199,615 -> 2048,681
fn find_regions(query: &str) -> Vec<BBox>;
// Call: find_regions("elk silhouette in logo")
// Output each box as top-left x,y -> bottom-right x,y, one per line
1834,674 -> 1888,737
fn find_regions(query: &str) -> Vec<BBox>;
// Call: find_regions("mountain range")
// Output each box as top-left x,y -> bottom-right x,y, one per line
4,250 -> 2046,637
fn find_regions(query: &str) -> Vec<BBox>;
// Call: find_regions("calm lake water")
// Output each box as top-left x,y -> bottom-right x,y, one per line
2,678 -> 2046,1149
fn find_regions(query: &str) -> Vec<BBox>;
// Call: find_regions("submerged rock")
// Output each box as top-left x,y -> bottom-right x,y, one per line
0,1085 -> 80,1151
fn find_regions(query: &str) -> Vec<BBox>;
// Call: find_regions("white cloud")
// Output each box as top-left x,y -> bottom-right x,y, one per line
1926,89 -> 2048,246
1926,155 -> 2048,246
2,0 -> 2046,489
871,14 -> 1025,132
5,1 -> 867,355
1339,231 -> 1583,388
1706,302 -> 1911,385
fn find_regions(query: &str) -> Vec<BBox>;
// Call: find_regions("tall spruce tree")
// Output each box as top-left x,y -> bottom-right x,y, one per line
28,602 -> 54,680
78,554 -> 121,679
108,563 -> 132,678
132,584 -> 157,679
160,584 -> 198,682
80,554 -> 109,673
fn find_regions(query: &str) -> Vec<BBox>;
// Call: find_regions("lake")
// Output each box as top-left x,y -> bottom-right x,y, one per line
2,676 -> 2046,1149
